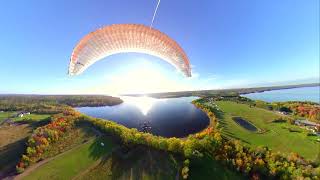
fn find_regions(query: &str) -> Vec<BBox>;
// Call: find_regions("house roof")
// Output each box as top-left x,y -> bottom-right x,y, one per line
297,120 -> 319,126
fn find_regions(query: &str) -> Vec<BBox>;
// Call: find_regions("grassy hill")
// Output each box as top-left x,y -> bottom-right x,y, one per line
210,101 -> 319,160
77,146 -> 180,180
23,136 -> 115,180
23,137 -> 244,180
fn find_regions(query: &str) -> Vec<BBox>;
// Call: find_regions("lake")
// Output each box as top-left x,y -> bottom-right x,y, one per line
242,86 -> 320,103
76,96 -> 209,138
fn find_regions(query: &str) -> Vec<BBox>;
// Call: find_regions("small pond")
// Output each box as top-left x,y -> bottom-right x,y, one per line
232,117 -> 258,132
77,96 -> 210,138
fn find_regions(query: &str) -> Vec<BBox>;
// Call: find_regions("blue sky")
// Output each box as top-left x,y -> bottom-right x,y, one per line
0,0 -> 319,94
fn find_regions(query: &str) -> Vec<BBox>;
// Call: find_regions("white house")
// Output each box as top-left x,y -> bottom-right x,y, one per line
17,112 -> 31,118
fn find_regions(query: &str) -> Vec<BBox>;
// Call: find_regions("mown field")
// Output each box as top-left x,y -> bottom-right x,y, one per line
13,114 -> 51,122
208,101 -> 319,160
77,146 -> 180,180
23,136 -> 115,180
0,112 -> 50,123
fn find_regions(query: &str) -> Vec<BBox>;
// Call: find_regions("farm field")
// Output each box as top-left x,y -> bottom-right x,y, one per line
0,112 -> 51,177
208,101 -> 319,160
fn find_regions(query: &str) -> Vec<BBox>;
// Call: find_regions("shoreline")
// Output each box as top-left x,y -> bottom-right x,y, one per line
125,83 -> 320,98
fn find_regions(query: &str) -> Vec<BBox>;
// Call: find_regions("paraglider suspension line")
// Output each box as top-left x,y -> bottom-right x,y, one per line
150,0 -> 161,28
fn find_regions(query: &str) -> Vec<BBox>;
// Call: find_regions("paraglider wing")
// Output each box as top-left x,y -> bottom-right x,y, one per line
68,24 -> 191,77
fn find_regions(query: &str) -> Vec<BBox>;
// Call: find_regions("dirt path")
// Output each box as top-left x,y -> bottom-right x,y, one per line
14,139 -> 94,180
14,127 -> 101,180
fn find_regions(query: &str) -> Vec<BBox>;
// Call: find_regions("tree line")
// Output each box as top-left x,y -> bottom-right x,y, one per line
0,95 -> 123,114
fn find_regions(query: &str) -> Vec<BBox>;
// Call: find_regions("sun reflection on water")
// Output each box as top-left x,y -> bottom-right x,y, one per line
120,96 -> 163,115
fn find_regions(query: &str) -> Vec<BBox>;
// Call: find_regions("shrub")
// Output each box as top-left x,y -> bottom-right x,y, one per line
16,166 -> 25,174
181,159 -> 190,179
16,113 -> 76,173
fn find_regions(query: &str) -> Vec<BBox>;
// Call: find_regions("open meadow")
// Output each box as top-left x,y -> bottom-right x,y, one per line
207,101 -> 319,160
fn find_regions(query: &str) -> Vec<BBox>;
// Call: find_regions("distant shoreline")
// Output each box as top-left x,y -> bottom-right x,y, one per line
126,83 -> 320,98
0,83 -> 319,98
237,83 -> 320,95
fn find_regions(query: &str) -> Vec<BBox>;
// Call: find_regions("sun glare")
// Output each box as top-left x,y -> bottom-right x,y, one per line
102,62 -> 189,95
121,96 -> 162,115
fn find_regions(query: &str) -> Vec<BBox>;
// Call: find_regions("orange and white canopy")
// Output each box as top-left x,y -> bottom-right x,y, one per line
68,24 -> 191,77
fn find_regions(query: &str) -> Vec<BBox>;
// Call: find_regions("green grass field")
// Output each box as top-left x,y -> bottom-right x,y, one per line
24,136 -> 115,180
77,146 -> 179,180
208,101 -> 319,160
13,114 -> 51,122
189,154 -> 244,180
0,111 -> 50,123
0,111 -> 14,122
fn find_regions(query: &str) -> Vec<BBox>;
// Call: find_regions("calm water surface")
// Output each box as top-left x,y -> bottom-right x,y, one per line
242,86 -> 320,103
77,96 -> 209,137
